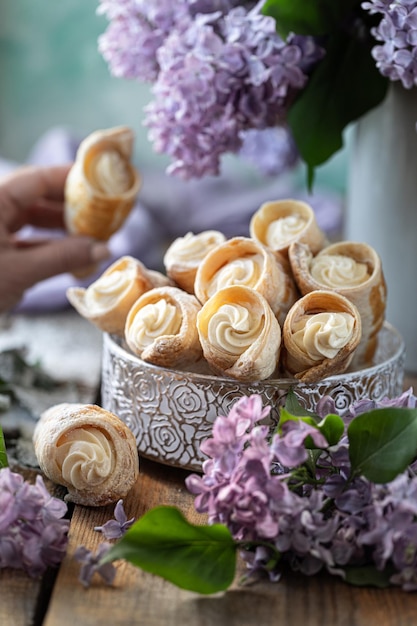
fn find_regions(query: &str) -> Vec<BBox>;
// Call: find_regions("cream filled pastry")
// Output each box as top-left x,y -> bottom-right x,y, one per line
65,126 -> 141,242
288,241 -> 386,365
194,236 -> 298,324
265,214 -> 307,249
250,199 -> 327,257
292,312 -> 356,361
66,256 -> 170,336
56,427 -> 116,490
310,254 -> 370,288
88,150 -> 132,195
196,285 -> 281,381
33,403 -> 139,507
163,230 -> 226,293
282,290 -> 362,383
125,286 -> 202,367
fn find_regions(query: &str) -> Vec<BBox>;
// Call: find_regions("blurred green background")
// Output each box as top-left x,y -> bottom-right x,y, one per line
0,0 -> 162,165
0,0 -> 348,191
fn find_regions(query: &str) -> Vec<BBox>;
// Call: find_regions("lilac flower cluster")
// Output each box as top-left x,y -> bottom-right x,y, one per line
186,392 -> 417,590
362,0 -> 417,88
97,0 -> 323,179
145,6 -> 322,179
0,468 -> 69,577
97,0 -> 242,83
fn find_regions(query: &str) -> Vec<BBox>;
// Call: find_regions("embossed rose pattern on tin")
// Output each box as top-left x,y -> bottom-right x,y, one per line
101,322 -> 405,471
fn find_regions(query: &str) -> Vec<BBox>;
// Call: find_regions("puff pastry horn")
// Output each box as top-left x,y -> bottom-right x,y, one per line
194,236 -> 298,324
249,199 -> 327,258
66,256 -> 171,336
124,286 -> 203,368
33,403 -> 139,507
288,241 -> 386,365
65,126 -> 141,241
163,230 -> 226,294
196,285 -> 281,382
282,290 -> 362,383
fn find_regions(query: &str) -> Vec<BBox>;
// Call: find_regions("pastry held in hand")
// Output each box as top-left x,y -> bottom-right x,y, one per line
33,403 -> 139,507
194,236 -> 298,324
124,286 -> 202,368
163,230 -> 226,294
282,290 -> 362,383
64,126 -> 141,241
249,199 -> 327,258
196,285 -> 281,381
66,255 -> 170,336
288,241 -> 386,364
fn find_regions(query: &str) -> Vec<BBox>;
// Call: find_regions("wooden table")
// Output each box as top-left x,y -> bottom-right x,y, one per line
2,451 -> 417,626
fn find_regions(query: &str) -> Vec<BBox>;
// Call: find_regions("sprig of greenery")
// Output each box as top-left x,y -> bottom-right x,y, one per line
102,506 -> 237,594
262,0 -> 388,188
98,400 -> 417,594
0,425 -> 8,469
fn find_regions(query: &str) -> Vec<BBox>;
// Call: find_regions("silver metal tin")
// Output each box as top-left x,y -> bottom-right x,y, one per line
101,322 -> 405,471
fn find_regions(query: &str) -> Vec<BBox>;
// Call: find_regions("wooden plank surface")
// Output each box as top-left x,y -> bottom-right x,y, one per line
3,373 -> 417,626
42,458 -> 417,626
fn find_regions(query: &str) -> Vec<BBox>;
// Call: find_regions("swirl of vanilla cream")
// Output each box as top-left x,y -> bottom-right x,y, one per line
126,299 -> 182,351
206,255 -> 263,298
164,231 -> 225,267
310,254 -> 370,288
88,150 -> 132,195
292,312 -> 355,361
56,427 -> 115,490
84,269 -> 131,314
266,215 -> 307,248
207,303 -> 263,356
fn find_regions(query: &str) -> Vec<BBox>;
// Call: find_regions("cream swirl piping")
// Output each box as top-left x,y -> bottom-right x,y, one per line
206,254 -> 263,298
207,303 -> 263,356
84,270 -> 131,314
266,215 -> 307,248
292,312 -> 355,361
126,299 -> 182,350
56,427 -> 115,489
164,231 -> 225,267
310,254 -> 370,288
88,150 -> 132,195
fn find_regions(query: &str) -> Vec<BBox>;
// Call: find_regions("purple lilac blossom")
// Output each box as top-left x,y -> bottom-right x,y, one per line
74,543 -> 116,587
94,499 -> 135,539
97,0 -> 243,83
238,126 -> 299,176
144,4 -> 323,179
0,468 -> 69,577
362,0 -> 417,88
187,392 -> 417,590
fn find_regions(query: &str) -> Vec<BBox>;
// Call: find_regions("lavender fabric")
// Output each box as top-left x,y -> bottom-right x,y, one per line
0,127 -> 343,313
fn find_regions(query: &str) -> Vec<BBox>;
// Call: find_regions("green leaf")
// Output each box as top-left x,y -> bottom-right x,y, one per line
288,32 -> 388,182
284,388 -> 319,419
279,398 -> 344,447
0,425 -> 8,468
262,0 -> 361,37
278,407 -> 318,432
103,506 -> 237,594
343,564 -> 394,588
316,413 -> 345,447
348,408 -> 417,483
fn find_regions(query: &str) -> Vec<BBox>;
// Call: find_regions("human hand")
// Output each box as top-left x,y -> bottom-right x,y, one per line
0,165 -> 110,312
